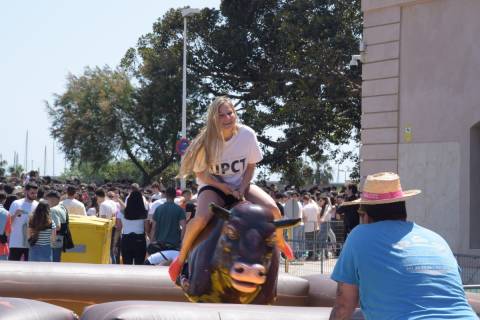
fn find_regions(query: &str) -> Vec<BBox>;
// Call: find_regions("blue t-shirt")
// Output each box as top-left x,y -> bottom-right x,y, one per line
331,220 -> 477,319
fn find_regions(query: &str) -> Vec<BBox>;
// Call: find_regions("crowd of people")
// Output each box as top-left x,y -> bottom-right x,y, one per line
0,168 -> 359,265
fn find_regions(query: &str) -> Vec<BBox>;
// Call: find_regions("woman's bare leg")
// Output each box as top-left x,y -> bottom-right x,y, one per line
169,189 -> 224,281
245,184 -> 294,259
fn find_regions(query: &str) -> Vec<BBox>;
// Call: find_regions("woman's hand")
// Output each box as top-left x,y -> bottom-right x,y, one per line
231,190 -> 242,200
218,183 -> 234,196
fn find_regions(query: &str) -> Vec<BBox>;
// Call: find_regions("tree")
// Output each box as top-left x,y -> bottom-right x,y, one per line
122,1 -> 361,177
48,1 -> 361,184
47,66 -> 185,185
187,0 -> 362,172
8,165 -> 24,177
0,160 -> 6,177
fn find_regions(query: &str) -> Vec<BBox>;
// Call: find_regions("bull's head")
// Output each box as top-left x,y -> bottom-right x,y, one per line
209,202 -> 300,294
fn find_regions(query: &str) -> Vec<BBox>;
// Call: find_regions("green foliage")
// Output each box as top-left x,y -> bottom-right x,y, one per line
47,66 -> 180,185
62,160 -> 144,183
47,67 -> 133,167
8,165 -> 24,177
48,1 -> 361,185
0,160 -> 6,177
188,0 -> 362,172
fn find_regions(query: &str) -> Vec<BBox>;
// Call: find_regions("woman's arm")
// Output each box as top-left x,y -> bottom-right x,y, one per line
196,170 -> 234,195
238,163 -> 256,198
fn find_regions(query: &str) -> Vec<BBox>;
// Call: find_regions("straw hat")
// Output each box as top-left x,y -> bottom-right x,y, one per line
342,172 -> 421,206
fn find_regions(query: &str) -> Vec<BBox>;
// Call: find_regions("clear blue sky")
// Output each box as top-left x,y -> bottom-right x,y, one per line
0,0 -> 355,182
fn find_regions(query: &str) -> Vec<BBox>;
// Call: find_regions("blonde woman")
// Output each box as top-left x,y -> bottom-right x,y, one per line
169,96 -> 294,281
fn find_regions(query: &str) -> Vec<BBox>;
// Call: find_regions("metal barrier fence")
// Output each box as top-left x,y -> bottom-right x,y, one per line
455,254 -> 480,285
281,221 -> 344,277
280,223 -> 480,286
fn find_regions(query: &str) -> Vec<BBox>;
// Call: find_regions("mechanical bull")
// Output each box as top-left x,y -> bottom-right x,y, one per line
179,202 -> 299,304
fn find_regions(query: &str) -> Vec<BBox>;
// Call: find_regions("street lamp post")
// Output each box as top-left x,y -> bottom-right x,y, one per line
180,8 -> 200,190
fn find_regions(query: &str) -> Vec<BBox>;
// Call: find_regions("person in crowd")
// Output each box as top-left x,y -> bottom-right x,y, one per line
274,192 -> 286,217
302,193 -> 320,260
125,184 -> 148,208
170,96 -> 293,281
107,189 -> 124,264
8,182 -> 39,261
61,185 -> 86,216
284,190 -> 304,259
86,196 -> 98,216
150,187 -> 186,250
95,188 -> 117,219
3,184 -> 17,211
113,190 -> 148,265
150,182 -> 163,202
317,194 -> 335,257
330,172 -> 477,319
336,183 -> 359,239
144,249 -> 179,266
27,201 -> 56,262
179,189 -> 196,222
45,190 -> 67,262
0,191 -> 12,260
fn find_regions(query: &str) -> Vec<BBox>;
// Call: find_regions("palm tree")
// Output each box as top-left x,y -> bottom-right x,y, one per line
0,160 -> 7,177
8,164 -> 24,177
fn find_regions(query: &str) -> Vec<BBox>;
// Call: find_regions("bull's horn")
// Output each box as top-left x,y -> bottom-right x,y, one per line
209,202 -> 231,220
273,218 -> 301,229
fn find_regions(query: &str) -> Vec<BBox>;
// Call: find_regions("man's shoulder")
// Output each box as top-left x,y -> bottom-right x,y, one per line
11,198 -> 23,206
51,204 -> 66,214
0,207 -> 8,216
73,199 -> 85,207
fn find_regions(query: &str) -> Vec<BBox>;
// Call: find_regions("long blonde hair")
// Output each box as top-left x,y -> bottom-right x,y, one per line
179,96 -> 238,177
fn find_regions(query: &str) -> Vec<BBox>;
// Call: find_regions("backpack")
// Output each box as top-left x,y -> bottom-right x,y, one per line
62,206 -> 75,252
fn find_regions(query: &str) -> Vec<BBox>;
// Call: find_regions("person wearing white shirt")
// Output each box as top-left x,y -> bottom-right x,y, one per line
61,186 -> 86,216
8,182 -> 39,261
318,194 -> 335,257
150,182 -> 163,202
112,190 -> 148,265
302,193 -> 320,260
95,188 -> 117,219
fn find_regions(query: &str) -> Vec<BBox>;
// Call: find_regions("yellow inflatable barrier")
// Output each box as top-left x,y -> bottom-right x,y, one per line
62,215 -> 114,264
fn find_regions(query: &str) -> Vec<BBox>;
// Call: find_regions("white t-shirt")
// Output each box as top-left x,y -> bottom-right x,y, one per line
194,125 -> 263,189
284,199 -> 304,225
303,201 -> 320,233
86,207 -> 97,216
148,198 -> 167,218
321,205 -> 333,223
99,199 -> 117,219
147,250 -> 179,265
8,198 -> 39,248
117,212 -> 145,235
62,198 -> 87,216
151,192 -> 163,201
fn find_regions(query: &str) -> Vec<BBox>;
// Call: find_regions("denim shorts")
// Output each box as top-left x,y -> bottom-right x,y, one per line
29,244 -> 52,262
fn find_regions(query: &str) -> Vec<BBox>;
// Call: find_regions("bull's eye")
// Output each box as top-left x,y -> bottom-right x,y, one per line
265,234 -> 276,247
224,225 -> 239,240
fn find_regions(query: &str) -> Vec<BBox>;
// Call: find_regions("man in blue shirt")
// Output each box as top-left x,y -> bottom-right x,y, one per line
330,172 -> 476,319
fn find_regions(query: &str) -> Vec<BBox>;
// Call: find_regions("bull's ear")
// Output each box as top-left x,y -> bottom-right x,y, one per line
273,218 -> 301,229
209,202 -> 231,220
